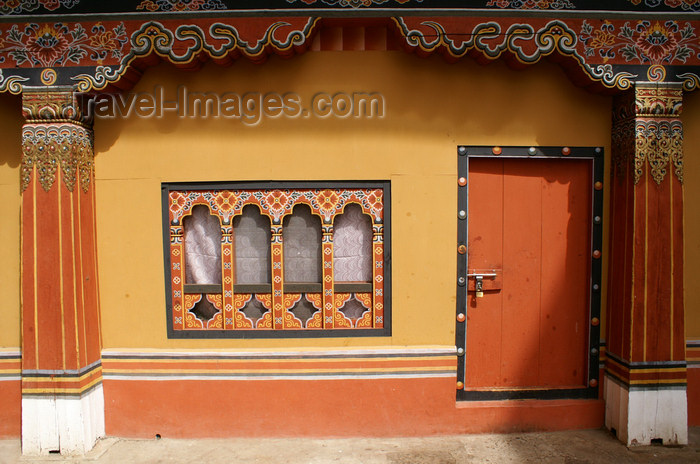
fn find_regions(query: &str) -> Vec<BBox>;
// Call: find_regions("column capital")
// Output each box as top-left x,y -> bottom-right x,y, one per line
634,82 -> 683,119
21,86 -> 93,125
612,83 -> 684,186
613,82 -> 684,124
20,87 -> 94,194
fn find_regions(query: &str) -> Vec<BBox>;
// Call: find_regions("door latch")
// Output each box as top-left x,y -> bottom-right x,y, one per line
475,275 -> 484,298
466,271 -> 498,299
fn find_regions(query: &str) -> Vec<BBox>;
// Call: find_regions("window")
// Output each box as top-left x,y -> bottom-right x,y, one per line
162,182 -> 390,337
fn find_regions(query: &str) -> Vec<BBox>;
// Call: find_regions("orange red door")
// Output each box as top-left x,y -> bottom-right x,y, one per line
456,147 -> 603,400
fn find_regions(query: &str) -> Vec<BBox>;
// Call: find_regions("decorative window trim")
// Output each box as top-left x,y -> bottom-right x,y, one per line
161,181 -> 391,339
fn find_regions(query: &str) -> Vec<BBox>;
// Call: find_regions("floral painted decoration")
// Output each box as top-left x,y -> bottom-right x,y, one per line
284,0 -> 414,7
486,0 -> 575,8
136,0 -> 226,12
627,0 -> 700,12
580,20 -> 700,65
0,0 -> 79,15
0,22 -> 127,67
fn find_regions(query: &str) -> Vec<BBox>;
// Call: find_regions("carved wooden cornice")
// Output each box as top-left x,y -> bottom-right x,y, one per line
0,15 -> 696,92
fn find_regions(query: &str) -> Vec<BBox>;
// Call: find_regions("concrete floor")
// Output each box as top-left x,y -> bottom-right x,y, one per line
1,428 -> 699,464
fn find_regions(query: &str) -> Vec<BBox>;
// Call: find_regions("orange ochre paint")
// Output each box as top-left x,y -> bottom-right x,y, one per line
0,380 -> 20,436
103,377 -> 604,438
689,368 -> 700,426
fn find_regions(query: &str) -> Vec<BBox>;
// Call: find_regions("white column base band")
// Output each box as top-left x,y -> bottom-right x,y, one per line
604,375 -> 687,446
21,384 -> 105,455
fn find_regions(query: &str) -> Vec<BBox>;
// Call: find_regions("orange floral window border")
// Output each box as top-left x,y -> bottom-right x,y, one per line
161,181 -> 391,338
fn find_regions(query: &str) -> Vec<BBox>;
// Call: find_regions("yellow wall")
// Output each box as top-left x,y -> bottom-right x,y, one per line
684,90 -> 700,341
0,93 -> 22,348
94,52 -> 612,349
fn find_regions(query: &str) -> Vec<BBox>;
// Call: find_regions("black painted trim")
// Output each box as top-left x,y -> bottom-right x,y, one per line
22,380 -> 104,399
459,386 -> 598,401
161,180 -> 391,339
2,0 -> 697,18
455,145 -> 603,401
22,360 -> 102,378
184,284 -> 222,294
456,146 -> 468,393
604,370 -> 688,391
284,283 -> 323,293
335,282 -> 373,293
234,283 -> 272,293
102,351 -> 451,361
606,350 -> 688,369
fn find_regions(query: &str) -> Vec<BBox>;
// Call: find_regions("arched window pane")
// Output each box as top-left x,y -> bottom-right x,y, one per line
283,205 -> 322,283
184,205 -> 222,284
233,205 -> 272,284
333,204 -> 373,282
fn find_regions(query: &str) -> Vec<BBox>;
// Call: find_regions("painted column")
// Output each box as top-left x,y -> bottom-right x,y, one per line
20,88 -> 104,455
606,82 -> 686,446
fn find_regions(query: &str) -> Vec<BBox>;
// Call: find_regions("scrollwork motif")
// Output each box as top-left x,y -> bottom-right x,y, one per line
395,18 -> 639,90
611,93 -> 635,181
613,84 -> 683,185
671,123 -> 684,183
72,19 -> 319,92
633,84 -> 683,184
678,72 -> 700,92
21,123 -> 94,193
21,89 -> 94,193
635,119 -> 683,184
0,68 -> 28,94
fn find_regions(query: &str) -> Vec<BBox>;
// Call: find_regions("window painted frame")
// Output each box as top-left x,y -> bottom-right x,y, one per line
162,181 -> 391,339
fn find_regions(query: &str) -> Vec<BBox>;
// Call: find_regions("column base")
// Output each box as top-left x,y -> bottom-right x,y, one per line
21,383 -> 105,455
604,375 -> 687,446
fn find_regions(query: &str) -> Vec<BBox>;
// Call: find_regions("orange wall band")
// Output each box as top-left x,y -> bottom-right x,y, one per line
605,354 -> 687,386
0,351 -> 21,437
689,367 -> 700,425
21,364 -> 103,396
689,341 -> 700,425
104,377 -> 604,438
0,380 -> 20,437
102,349 -> 457,378
101,348 -> 602,437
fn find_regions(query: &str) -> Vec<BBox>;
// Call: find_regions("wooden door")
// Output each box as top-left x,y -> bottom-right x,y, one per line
461,155 -> 595,398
